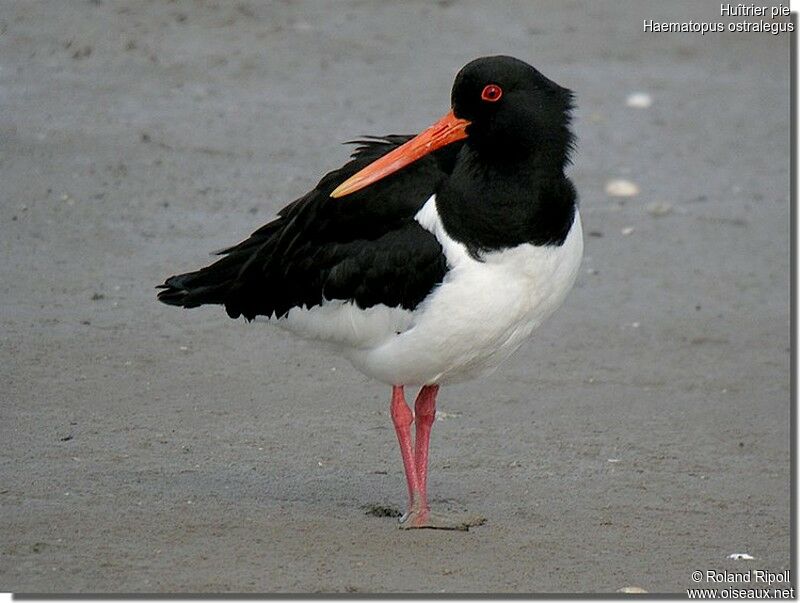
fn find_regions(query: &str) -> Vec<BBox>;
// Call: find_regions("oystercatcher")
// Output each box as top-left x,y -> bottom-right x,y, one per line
158,56 -> 582,530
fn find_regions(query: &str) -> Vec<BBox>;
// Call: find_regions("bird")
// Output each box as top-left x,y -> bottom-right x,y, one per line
157,55 -> 583,530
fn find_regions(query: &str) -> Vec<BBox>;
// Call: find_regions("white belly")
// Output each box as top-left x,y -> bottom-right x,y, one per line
274,196 -> 583,386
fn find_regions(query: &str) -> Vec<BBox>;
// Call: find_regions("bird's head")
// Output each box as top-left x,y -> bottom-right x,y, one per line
450,55 -> 574,165
331,56 -> 574,198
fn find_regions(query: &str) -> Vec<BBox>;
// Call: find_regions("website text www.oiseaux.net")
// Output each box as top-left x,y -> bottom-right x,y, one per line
686,587 -> 794,598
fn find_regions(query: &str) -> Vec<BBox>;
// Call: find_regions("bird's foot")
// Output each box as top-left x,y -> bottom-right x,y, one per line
398,508 -> 486,531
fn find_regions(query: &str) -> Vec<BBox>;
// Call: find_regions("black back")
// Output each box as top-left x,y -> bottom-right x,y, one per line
158,137 -> 459,319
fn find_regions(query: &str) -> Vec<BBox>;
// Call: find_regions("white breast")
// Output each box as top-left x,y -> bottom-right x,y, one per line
345,195 -> 584,385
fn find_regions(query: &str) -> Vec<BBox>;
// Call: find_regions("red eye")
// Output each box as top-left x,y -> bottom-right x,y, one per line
481,84 -> 503,102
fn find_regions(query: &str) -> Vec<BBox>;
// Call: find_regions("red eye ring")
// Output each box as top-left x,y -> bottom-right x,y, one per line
481,84 -> 503,102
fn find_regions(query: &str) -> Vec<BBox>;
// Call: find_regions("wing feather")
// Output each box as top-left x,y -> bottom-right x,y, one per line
158,137 -> 462,320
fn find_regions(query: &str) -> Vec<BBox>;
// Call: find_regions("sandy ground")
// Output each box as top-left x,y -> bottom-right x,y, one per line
0,0 -> 792,595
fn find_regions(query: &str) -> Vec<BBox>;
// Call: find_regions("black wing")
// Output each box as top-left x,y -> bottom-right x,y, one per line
157,136 -> 462,320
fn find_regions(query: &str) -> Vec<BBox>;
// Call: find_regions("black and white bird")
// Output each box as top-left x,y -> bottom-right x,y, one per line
158,56 -> 583,530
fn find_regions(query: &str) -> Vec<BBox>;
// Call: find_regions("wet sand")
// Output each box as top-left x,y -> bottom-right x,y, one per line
0,0 -> 791,594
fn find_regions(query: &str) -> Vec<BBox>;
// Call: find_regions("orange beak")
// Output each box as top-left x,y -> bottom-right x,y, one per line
330,110 -> 471,198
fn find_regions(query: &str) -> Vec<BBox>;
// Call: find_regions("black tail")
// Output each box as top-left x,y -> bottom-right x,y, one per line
157,253 -> 242,311
157,215 -> 287,317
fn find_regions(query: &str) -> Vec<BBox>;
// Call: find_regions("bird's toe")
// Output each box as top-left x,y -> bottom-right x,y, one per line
398,509 -> 486,531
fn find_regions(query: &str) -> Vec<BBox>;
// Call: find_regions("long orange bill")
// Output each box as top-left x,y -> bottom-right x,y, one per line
330,110 -> 471,198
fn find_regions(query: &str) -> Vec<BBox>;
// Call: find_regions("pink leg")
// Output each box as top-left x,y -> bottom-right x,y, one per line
389,385 -> 418,510
413,384 -> 439,513
390,385 -> 485,531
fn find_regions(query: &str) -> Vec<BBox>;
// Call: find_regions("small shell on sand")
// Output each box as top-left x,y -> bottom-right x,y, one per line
605,179 -> 640,197
626,92 -> 652,108
617,586 -> 648,593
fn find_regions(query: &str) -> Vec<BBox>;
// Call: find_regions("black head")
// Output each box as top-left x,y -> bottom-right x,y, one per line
330,56 -> 576,200
450,56 -> 575,168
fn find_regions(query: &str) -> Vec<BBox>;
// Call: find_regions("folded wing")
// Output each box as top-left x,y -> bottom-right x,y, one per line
157,136 -> 462,320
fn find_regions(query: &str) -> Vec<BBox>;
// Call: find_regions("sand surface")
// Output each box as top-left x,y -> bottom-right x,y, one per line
0,0 -> 791,594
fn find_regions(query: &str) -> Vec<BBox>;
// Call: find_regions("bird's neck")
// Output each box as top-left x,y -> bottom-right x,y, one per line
435,148 -> 576,256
